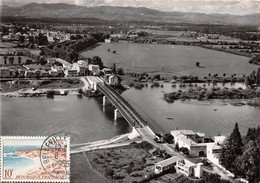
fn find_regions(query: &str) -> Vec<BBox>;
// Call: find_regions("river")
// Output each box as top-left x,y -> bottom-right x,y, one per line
1,82 -> 259,144
122,82 -> 260,137
0,96 -> 131,144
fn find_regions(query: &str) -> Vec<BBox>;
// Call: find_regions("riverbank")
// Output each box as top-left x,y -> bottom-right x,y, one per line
0,78 -> 86,97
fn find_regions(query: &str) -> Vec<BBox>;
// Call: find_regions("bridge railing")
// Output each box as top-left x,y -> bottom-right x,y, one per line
97,84 -> 142,128
97,82 -> 147,127
103,83 -> 147,122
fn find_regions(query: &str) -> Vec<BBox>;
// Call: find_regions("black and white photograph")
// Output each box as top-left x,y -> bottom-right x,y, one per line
0,0 -> 260,182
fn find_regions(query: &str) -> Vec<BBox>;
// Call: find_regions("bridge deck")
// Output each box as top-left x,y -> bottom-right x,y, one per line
97,82 -> 147,128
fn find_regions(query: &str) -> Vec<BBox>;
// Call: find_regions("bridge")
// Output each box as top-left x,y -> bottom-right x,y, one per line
86,76 -> 148,128
97,80 -> 148,128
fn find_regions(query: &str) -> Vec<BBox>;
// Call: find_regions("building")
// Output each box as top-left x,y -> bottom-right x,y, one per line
48,70 -> 59,77
56,58 -> 72,69
102,68 -> 112,75
17,69 -> 25,78
154,156 -> 203,179
88,64 -> 100,75
64,69 -> 77,77
154,156 -> 183,174
0,67 -> 10,78
171,130 -> 207,157
105,39 -> 111,43
51,66 -> 64,76
40,70 -> 49,77
108,75 -> 119,85
25,70 -> 36,78
72,63 -> 85,76
77,60 -> 88,68
176,160 -> 203,178
206,136 -> 226,168
47,58 -> 56,65
257,68 -> 260,85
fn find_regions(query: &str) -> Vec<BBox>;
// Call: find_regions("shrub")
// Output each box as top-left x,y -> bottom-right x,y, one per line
105,168 -> 114,177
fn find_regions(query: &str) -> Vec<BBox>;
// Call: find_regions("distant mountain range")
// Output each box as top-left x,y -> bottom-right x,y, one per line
1,3 -> 260,25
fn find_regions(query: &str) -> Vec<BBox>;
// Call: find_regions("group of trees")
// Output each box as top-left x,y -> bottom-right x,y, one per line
245,68 -> 260,86
3,55 -> 23,65
41,36 -> 97,63
220,123 -> 260,182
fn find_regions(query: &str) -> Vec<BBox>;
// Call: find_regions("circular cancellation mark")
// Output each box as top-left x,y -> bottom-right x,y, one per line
40,132 -> 70,179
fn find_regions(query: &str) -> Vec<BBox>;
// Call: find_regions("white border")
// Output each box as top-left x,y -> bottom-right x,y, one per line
0,136 -> 70,182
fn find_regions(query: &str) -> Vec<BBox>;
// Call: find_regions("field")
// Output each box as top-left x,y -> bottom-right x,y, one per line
86,142 -> 165,182
81,43 -> 258,77
71,153 -> 109,183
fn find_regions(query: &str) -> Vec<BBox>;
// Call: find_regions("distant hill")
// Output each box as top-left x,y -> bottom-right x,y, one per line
1,3 -> 260,25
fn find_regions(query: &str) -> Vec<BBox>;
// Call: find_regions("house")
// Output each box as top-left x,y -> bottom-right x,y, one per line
171,130 -> 207,157
40,70 -> 49,77
176,159 -> 203,178
108,75 -> 119,85
17,69 -> 25,78
88,64 -> 100,75
72,63 -> 85,76
47,58 -> 56,65
49,70 -> 59,77
105,39 -> 111,43
154,156 -> 183,174
102,68 -> 112,75
77,60 -> 88,68
0,67 -> 10,78
51,66 -> 64,76
154,156 -> 203,179
206,136 -> 226,168
9,69 -> 18,77
25,70 -> 35,78
64,68 -> 77,77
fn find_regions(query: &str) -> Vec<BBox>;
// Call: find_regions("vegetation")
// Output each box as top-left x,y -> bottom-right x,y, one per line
164,86 -> 260,102
220,123 -> 260,182
86,141 -> 162,182
41,36 -> 97,63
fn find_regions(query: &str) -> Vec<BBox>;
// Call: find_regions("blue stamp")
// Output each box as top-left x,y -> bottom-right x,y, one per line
1,136 -> 70,182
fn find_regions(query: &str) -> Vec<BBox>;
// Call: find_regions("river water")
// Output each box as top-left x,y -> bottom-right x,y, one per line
1,82 -> 259,144
0,96 -> 131,144
122,82 -> 260,137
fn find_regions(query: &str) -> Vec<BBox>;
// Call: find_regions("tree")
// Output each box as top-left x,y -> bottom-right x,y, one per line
164,133 -> 174,144
152,74 -> 161,81
9,57 -> 14,65
3,55 -> 8,65
117,68 -> 124,75
236,140 -> 260,182
18,56 -> 22,65
175,143 -> 179,151
111,63 -> 117,74
196,61 -> 200,67
220,123 -> 243,175
19,35 -> 25,43
91,56 -> 104,69
39,57 -> 47,65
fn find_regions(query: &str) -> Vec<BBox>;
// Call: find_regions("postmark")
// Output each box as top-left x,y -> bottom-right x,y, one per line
0,136 -> 70,182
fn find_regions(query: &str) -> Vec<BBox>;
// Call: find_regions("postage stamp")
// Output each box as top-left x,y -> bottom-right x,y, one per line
0,135 -> 70,182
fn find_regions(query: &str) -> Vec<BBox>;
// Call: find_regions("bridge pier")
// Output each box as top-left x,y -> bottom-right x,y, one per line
114,109 -> 122,120
102,96 -> 111,106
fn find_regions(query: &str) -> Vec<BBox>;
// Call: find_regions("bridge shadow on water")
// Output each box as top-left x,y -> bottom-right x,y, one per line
93,96 -> 132,135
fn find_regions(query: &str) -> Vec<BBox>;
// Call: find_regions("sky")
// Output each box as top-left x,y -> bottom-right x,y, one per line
2,0 -> 260,15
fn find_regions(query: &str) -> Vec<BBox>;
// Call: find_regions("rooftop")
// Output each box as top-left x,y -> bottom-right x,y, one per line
56,58 -> 72,68
155,156 -> 183,167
